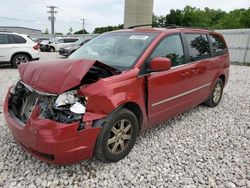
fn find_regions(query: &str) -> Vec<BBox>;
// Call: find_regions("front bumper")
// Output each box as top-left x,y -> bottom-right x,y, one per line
4,89 -> 101,164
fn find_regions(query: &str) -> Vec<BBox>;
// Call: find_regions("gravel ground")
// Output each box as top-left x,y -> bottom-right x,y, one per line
0,53 -> 249,187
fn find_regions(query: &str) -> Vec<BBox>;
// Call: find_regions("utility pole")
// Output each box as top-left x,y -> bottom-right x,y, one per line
47,6 -> 58,35
81,18 -> 85,36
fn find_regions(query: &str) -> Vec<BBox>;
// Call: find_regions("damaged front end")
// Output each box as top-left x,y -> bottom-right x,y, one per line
4,59 -> 123,164
8,59 -> 120,127
9,81 -> 87,126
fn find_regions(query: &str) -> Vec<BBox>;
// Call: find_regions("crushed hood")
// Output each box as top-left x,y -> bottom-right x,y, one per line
18,59 -> 118,94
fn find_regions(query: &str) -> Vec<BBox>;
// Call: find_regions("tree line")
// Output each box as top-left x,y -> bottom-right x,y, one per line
73,24 -> 123,35
71,6 -> 250,34
152,6 -> 250,29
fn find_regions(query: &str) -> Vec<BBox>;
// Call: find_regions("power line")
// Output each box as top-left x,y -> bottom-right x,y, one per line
47,6 -> 58,34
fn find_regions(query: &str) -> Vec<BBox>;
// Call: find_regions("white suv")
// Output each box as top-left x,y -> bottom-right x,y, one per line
0,32 -> 40,68
48,37 -> 80,52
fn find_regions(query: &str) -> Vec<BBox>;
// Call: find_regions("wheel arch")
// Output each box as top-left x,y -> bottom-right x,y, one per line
10,51 -> 32,63
92,101 -> 143,132
218,74 -> 225,86
121,102 -> 143,132
49,45 -> 56,50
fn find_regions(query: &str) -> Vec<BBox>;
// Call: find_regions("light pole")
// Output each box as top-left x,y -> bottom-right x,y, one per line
47,6 -> 58,35
81,18 -> 85,36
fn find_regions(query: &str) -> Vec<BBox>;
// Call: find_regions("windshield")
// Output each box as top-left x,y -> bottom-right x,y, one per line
68,31 -> 158,70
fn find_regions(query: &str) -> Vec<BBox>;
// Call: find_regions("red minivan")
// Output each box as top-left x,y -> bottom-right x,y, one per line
4,27 -> 229,164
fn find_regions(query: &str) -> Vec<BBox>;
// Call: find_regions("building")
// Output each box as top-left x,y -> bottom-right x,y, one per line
0,26 -> 41,37
124,0 -> 154,28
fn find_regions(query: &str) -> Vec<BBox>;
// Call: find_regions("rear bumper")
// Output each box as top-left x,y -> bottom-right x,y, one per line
4,89 -> 101,164
30,50 -> 40,60
40,45 -> 50,52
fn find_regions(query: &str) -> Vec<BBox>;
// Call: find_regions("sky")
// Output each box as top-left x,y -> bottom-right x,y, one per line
0,0 -> 249,34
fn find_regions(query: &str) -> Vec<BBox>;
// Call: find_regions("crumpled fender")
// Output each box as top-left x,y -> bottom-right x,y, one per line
79,69 -> 146,124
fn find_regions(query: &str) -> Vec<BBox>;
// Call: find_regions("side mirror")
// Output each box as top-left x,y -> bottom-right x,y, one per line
149,57 -> 171,72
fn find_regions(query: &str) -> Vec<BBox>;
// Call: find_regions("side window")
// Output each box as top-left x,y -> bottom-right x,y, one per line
58,39 -> 64,43
210,34 -> 226,54
0,34 -> 10,44
64,39 -> 78,43
64,39 -> 71,43
70,39 -> 78,43
185,34 -> 210,61
11,35 -> 26,44
151,35 -> 185,67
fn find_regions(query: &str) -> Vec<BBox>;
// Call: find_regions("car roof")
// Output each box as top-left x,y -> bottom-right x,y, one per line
0,31 -> 28,36
57,37 -> 79,39
114,27 -> 219,35
0,31 -> 19,35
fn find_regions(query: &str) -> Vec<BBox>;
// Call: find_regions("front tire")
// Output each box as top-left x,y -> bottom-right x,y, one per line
204,78 -> 224,107
95,108 -> 139,162
50,46 -> 55,52
12,54 -> 30,68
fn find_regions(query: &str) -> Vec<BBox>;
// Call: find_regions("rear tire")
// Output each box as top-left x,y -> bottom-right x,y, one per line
204,78 -> 224,107
12,54 -> 30,68
95,108 -> 138,162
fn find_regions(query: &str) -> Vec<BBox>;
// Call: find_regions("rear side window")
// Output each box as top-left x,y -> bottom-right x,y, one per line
0,34 -> 10,44
151,35 -> 185,67
185,34 -> 210,61
11,35 -> 26,44
210,34 -> 227,54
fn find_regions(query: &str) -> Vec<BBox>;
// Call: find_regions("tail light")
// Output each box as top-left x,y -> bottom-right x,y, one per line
33,43 -> 39,50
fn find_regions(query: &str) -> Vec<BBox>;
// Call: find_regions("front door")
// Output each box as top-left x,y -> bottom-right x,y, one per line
147,33 -> 211,127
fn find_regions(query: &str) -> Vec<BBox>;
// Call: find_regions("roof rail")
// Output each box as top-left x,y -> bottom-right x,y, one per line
165,24 -> 178,29
128,24 -> 152,29
165,25 -> 212,31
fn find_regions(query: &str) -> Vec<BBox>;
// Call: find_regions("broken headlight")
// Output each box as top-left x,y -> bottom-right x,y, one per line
55,90 -> 77,107
54,90 -> 86,114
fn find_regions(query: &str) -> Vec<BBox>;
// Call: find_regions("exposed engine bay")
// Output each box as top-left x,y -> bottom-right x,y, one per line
8,81 -> 87,124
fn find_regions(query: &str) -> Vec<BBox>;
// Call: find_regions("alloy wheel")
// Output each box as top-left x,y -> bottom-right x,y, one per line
107,119 -> 132,154
213,83 -> 222,103
14,55 -> 29,66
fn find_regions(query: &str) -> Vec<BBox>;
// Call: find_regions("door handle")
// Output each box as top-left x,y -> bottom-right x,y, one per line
191,68 -> 199,74
180,71 -> 190,78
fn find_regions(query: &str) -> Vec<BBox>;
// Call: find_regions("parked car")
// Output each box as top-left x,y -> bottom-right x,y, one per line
32,37 -> 50,45
0,32 -> 40,68
59,39 -> 91,57
4,27 -> 229,164
39,38 -> 51,52
48,37 -> 80,52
